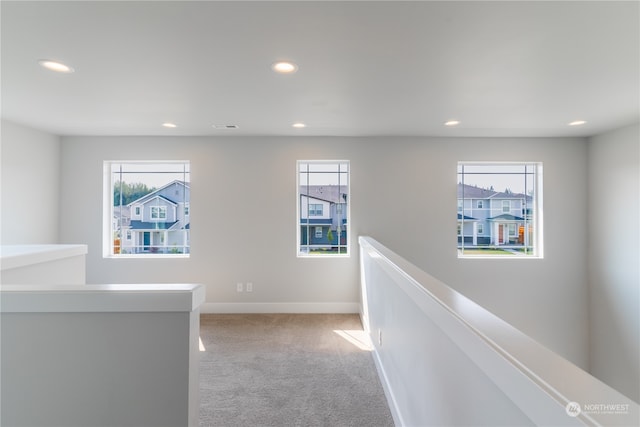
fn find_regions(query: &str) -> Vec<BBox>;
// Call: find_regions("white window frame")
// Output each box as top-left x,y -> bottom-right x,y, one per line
297,160 -> 350,257
458,162 -> 543,258
104,160 -> 190,258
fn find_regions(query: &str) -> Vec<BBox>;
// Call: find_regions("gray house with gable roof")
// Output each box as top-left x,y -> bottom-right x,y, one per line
457,183 -> 534,249
299,185 -> 348,251
119,180 -> 190,254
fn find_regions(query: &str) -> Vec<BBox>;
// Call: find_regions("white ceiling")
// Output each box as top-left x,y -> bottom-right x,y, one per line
1,0 -> 638,138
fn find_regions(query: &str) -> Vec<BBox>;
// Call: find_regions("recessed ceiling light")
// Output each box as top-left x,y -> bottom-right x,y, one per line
272,61 -> 298,74
568,120 -> 587,126
292,123 -> 306,128
444,120 -> 460,126
162,122 -> 177,128
38,59 -> 74,73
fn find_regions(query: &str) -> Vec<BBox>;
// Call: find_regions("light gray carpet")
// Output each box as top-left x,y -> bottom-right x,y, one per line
199,313 -> 394,427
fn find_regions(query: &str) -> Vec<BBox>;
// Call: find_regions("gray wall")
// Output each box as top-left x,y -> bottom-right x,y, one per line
1,120 -> 61,244
2,310 -> 197,427
588,123 -> 640,402
58,134 -> 590,369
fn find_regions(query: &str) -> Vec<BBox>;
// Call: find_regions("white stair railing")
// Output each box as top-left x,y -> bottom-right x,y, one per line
359,236 -> 638,427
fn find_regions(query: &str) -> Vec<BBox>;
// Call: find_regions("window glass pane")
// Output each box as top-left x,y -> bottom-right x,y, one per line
107,161 -> 190,257
298,160 -> 349,256
458,162 -> 542,258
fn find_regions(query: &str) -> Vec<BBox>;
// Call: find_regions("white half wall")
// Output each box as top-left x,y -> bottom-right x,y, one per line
588,123 -> 640,403
1,120 -> 61,244
58,134 -> 589,369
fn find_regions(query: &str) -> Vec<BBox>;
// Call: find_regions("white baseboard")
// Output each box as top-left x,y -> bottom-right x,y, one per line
371,347 -> 404,427
200,302 -> 360,314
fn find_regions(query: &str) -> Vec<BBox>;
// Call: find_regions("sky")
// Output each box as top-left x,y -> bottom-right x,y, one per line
111,162 -> 190,189
458,163 -> 538,195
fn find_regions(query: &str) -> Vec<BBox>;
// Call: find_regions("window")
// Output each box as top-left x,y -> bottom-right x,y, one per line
105,161 -> 190,257
298,160 -> 349,256
309,204 -> 323,216
458,162 -> 542,258
151,206 -> 167,220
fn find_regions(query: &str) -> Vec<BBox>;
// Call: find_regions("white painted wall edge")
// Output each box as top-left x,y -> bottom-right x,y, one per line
0,244 -> 88,270
0,283 -> 206,313
201,302 -> 359,314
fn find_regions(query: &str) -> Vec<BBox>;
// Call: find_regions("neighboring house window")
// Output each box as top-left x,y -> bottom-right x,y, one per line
298,160 -> 349,257
457,162 -> 542,258
105,161 -> 190,257
309,204 -> 323,216
151,206 -> 167,220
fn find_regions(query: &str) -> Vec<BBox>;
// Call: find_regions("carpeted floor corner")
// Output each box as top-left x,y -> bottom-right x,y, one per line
199,313 -> 394,427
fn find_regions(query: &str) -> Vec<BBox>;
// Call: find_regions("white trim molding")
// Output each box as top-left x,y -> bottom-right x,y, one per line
200,302 -> 359,314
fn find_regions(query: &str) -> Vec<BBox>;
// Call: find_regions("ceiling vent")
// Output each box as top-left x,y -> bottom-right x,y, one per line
212,124 -> 239,130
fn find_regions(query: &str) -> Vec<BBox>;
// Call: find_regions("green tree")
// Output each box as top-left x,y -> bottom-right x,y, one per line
327,228 -> 334,245
113,181 -> 156,206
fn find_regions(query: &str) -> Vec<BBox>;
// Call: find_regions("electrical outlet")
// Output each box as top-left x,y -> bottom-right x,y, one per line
246,282 -> 253,292
236,282 -> 243,292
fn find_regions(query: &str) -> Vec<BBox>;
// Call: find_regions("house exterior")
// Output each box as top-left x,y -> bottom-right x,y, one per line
112,205 -> 130,234
299,185 -> 348,252
118,180 -> 190,254
457,183 -> 534,250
